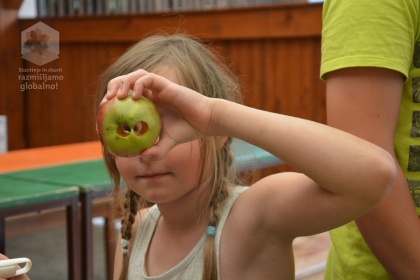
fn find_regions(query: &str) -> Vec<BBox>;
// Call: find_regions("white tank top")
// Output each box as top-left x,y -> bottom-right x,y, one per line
127,186 -> 248,280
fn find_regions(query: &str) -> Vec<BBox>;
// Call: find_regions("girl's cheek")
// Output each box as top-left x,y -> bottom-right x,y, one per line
115,157 -> 133,177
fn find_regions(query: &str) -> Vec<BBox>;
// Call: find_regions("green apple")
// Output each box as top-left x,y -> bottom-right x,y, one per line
96,90 -> 161,157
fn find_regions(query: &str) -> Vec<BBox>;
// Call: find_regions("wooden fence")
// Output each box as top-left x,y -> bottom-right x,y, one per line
1,2 -> 325,163
35,0 -> 307,17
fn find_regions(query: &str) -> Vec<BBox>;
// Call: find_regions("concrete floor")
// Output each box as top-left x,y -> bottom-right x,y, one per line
6,219 -> 109,280
6,219 -> 329,280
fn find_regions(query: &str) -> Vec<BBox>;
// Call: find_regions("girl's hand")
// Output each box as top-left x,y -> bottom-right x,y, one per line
102,69 -> 215,160
101,69 -> 149,103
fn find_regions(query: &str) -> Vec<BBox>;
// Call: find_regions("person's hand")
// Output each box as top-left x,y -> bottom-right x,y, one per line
0,254 -> 30,280
100,69 -> 150,104
101,69 -> 214,160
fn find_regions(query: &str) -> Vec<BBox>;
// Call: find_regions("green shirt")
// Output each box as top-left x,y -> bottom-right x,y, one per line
321,0 -> 420,278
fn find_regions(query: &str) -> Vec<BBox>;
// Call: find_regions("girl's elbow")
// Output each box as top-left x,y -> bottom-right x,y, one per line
370,151 -> 397,203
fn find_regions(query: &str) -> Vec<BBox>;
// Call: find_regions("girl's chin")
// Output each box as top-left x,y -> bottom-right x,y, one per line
131,185 -> 174,204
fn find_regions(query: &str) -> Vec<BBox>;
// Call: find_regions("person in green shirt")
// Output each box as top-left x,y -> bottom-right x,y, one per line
321,0 -> 420,279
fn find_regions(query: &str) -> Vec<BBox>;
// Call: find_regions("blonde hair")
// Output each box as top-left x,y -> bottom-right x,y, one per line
97,33 -> 242,280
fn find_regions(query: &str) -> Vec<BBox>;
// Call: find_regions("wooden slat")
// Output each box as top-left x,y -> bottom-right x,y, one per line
10,3 -> 325,149
23,42 -> 128,148
19,3 -> 322,42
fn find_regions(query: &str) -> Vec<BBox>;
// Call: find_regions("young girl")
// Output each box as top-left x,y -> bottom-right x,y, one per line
98,34 -> 396,280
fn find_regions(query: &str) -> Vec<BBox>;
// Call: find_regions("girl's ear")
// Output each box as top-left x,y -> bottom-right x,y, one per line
217,136 -> 228,149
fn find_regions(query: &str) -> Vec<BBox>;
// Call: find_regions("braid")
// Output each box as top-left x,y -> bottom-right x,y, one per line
119,190 -> 139,280
223,138 -> 235,180
202,188 -> 229,280
202,138 -> 235,280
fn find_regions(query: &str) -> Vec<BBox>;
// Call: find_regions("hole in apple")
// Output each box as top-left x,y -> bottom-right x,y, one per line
134,121 -> 148,136
117,124 -> 131,137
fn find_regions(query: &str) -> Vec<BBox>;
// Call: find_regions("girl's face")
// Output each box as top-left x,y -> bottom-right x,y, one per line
115,140 -> 204,204
115,68 -> 209,205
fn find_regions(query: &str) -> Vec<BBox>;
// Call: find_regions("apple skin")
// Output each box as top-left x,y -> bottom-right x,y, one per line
96,91 -> 161,157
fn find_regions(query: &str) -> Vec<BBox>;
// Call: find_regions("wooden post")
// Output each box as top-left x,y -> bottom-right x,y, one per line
0,0 -> 25,150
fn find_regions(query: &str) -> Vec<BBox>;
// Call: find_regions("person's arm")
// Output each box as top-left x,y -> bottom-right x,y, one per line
326,67 -> 420,278
105,70 -> 396,237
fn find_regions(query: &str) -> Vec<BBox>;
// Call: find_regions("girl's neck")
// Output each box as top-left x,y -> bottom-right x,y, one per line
156,179 -> 212,234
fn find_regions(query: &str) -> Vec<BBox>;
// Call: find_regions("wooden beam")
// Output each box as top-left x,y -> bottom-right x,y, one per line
19,3 -> 322,43
11,3 -> 325,149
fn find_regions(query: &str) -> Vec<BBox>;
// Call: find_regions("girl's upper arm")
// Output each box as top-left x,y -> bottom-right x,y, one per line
235,172 -> 372,239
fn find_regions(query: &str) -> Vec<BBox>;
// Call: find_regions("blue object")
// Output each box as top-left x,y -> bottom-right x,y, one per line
231,139 -> 283,171
206,226 -> 216,237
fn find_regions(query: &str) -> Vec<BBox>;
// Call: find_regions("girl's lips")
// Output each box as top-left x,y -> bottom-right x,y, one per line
137,172 -> 169,181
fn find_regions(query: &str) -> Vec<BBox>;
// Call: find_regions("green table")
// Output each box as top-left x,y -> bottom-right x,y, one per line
2,160 -> 111,280
0,177 -> 80,279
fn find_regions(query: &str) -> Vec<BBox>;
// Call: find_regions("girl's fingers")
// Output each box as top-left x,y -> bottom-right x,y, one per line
132,74 -> 155,99
100,77 -> 125,105
116,79 -> 128,98
141,89 -> 153,100
120,69 -> 150,98
102,69 -> 151,104
107,76 -> 125,97
132,72 -> 174,101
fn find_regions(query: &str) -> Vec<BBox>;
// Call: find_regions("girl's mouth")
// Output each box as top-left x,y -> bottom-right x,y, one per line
138,173 -> 169,181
